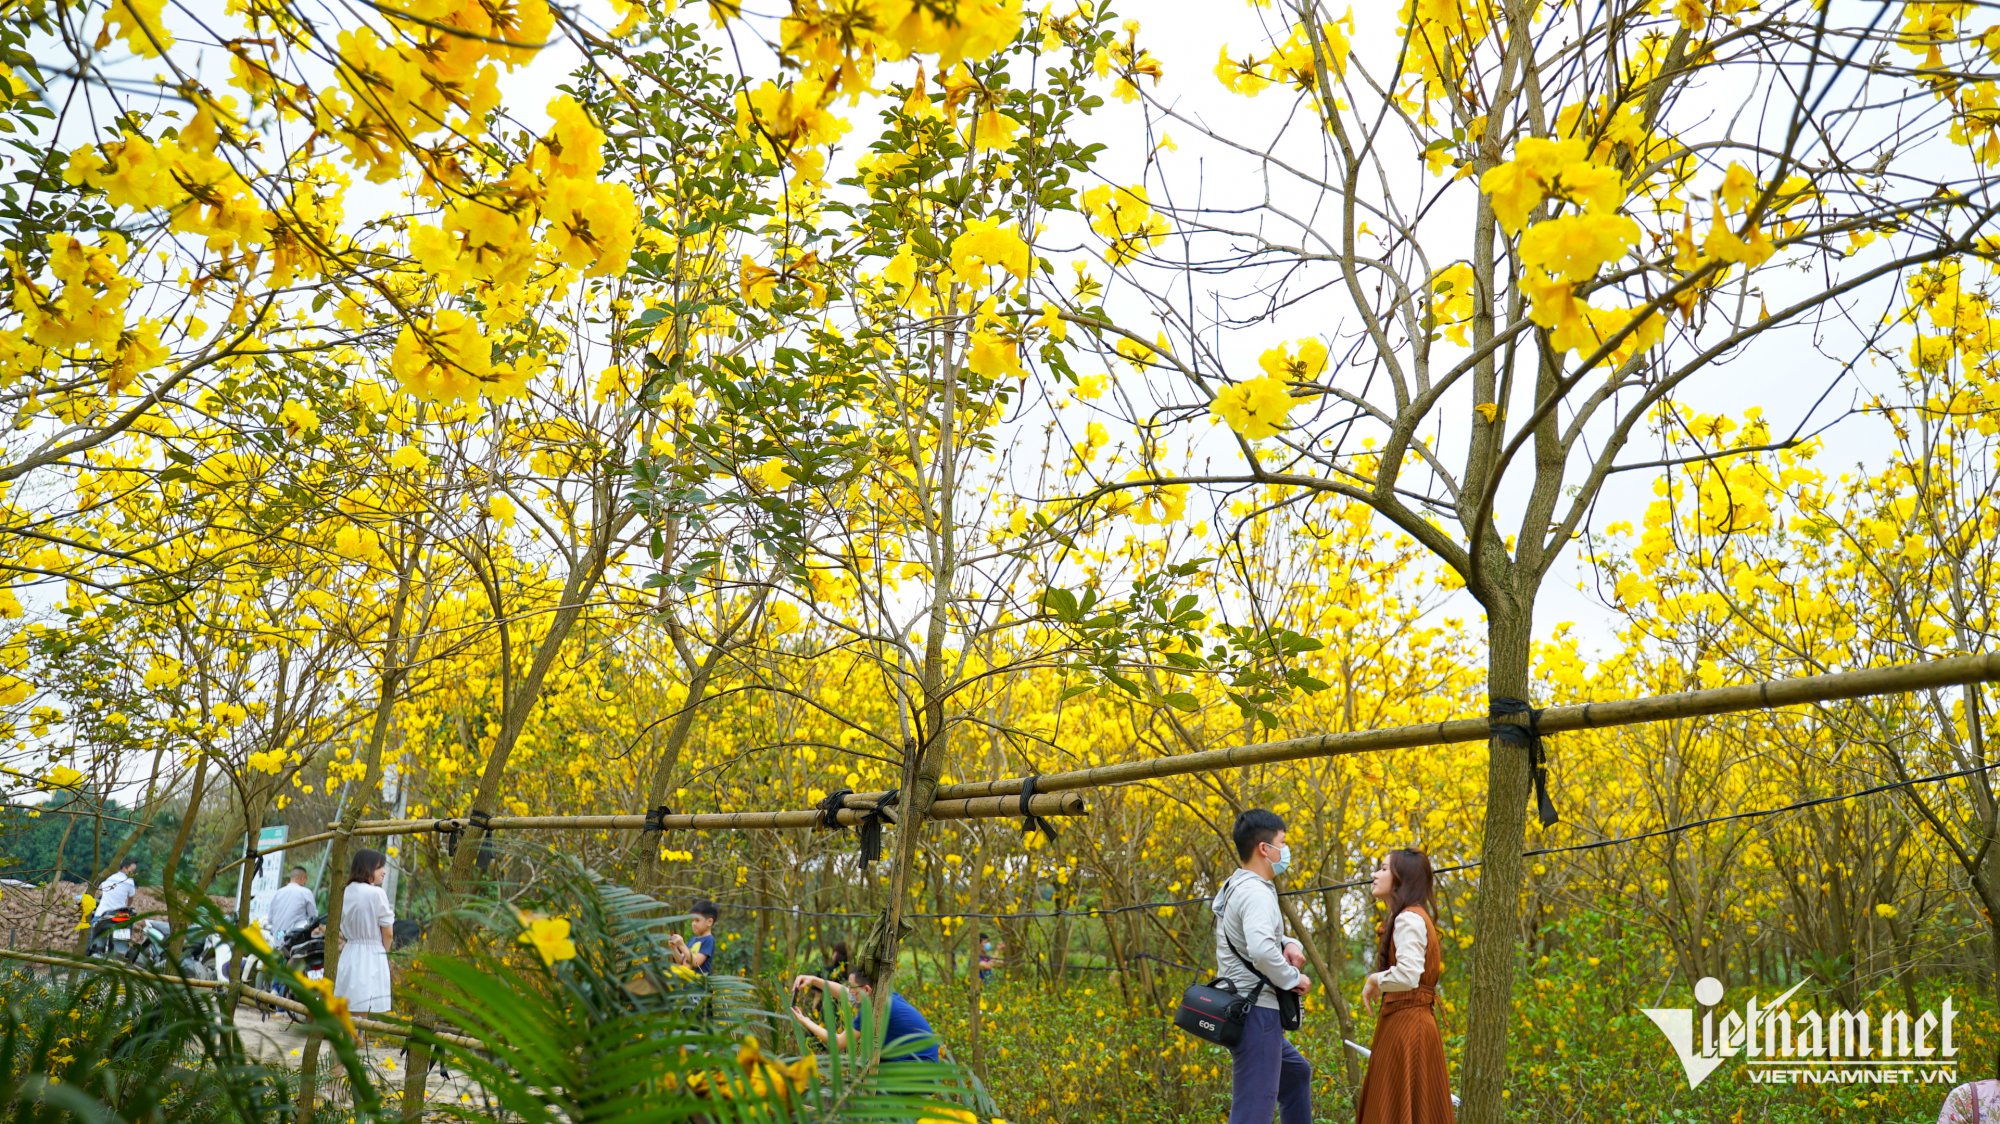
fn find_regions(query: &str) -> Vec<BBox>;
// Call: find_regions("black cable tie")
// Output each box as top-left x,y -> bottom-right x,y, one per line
857,788 -> 898,869
468,809 -> 495,871
245,837 -> 264,878
1490,697 -> 1559,828
1018,774 -> 1059,843
816,788 -> 854,830
434,819 -> 463,857
643,805 -> 673,832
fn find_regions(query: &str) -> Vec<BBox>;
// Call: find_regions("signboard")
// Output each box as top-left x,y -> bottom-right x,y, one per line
246,824 -> 288,925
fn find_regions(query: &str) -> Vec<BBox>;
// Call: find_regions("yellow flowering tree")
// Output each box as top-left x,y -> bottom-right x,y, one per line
1064,4 -> 2000,1113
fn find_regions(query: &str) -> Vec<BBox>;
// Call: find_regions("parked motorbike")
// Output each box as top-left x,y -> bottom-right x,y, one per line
266,912 -> 327,1023
177,923 -> 229,981
84,911 -> 169,969
83,908 -> 138,961
88,910 -> 225,979
129,918 -> 172,971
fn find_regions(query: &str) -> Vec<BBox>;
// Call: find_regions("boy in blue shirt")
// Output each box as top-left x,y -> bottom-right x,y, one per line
787,964 -> 941,1062
668,899 -> 719,974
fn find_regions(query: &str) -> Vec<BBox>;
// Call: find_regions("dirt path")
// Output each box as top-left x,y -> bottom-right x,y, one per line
232,1002 -> 496,1114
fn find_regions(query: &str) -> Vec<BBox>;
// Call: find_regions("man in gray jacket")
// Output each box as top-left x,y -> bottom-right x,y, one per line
1213,809 -> 1312,1124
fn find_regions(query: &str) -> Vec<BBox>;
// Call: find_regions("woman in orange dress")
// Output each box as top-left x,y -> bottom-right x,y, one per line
1355,848 -> 1454,1124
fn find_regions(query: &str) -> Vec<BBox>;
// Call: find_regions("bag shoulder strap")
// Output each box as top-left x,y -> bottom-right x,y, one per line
1222,933 -> 1279,995
1215,875 -> 1284,998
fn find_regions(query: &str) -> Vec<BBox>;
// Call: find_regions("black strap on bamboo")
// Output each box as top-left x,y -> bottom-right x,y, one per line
816,788 -> 854,830
643,805 -> 673,832
857,789 -> 898,868
245,837 -> 264,879
1490,697 -> 1559,827
468,808 -> 496,871
1018,774 -> 1059,843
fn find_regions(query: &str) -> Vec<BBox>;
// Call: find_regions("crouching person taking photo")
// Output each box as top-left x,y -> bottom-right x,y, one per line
787,964 -> 941,1063
1215,809 -> 1312,1124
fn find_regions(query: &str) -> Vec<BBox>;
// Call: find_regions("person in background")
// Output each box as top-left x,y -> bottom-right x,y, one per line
333,849 -> 395,1014
1214,809 -> 1312,1124
86,857 -> 140,952
977,932 -> 996,983
1939,1048 -> 2000,1123
668,899 -> 719,974
787,964 -> 941,1062
821,940 -> 850,981
1355,848 -> 1454,1124
92,858 -> 138,923
266,865 -> 317,943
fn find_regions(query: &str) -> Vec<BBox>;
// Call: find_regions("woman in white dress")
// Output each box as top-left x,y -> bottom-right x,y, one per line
333,848 -> 395,1014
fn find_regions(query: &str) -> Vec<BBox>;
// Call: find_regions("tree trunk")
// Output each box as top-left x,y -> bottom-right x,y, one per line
753,851 -> 770,979
1979,838 -> 2000,1039
298,544 -> 419,1123
966,838 -> 987,1080
863,723 -> 947,1028
222,794 -> 269,999
1102,903 -> 1132,1007
1285,891 -> 1361,1089
1460,603 -> 1535,1122
860,333 -> 960,1031
635,652 -> 720,887
1051,897 -> 1070,980
398,508 -> 626,1120
160,754 -> 209,921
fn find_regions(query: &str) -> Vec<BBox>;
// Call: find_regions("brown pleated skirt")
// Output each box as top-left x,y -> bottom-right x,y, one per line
1354,990 -> 1454,1124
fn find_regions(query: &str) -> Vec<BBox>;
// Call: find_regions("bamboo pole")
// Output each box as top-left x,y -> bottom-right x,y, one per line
247,652 -> 1998,857
835,651 -> 2000,805
236,792 -> 1089,856
0,947 -> 481,1047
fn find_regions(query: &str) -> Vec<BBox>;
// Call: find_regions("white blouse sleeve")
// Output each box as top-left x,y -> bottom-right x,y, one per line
372,886 -> 396,929
1373,911 -> 1428,993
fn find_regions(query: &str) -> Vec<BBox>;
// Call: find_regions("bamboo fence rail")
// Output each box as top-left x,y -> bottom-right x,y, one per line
345,790 -> 1086,837
245,651 -> 1996,855
242,792 -> 1088,862
831,651 -> 2000,805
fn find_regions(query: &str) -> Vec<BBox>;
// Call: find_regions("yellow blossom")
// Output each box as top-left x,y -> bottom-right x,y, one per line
301,977 -> 357,1038
749,458 -> 795,490
518,915 -> 578,966
41,766 -> 86,790
1518,212 -> 1640,282
1211,375 -> 1295,440
949,217 -> 1031,287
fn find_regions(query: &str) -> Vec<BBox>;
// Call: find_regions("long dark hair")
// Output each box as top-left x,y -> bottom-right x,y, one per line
348,848 -> 387,886
1374,848 -> 1436,971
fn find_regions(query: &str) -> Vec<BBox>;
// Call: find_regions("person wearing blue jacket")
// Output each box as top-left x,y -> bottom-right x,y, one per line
788,964 -> 941,1063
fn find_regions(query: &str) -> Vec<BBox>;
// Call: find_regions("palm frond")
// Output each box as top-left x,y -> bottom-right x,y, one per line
405,842 -> 994,1123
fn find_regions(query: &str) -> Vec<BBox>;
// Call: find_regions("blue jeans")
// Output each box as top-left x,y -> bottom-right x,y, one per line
1229,1005 -> 1312,1124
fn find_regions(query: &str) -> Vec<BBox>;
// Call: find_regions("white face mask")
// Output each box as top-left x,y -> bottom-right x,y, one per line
1268,842 -> 1292,877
